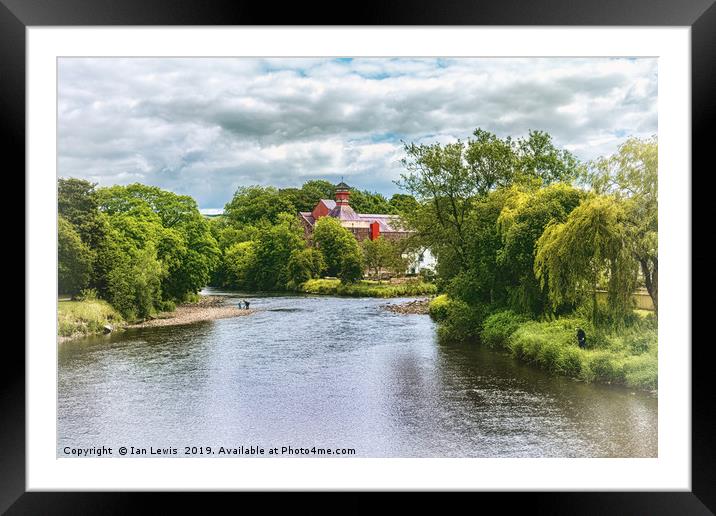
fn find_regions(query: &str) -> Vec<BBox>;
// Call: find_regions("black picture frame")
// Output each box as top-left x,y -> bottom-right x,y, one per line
4,0 -> 713,512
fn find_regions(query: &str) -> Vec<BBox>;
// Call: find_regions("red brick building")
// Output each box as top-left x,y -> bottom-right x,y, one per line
298,182 -> 411,242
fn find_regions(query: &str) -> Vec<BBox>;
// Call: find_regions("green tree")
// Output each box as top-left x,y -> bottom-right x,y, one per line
497,183 -> 585,315
223,241 -> 258,289
587,136 -> 658,314
58,216 -> 92,296
362,237 -> 402,280
58,177 -> 107,249
251,213 -> 306,290
312,217 -> 362,277
338,250 -> 365,284
534,196 -> 639,324
281,180 -> 336,212
286,248 -> 326,286
224,185 -> 296,225
388,193 -> 418,215
97,183 -> 220,302
398,128 -> 581,272
106,245 -> 164,320
349,189 -> 394,214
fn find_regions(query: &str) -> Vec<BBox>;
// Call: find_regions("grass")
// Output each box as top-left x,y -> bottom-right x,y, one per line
58,299 -> 124,338
298,278 -> 437,298
431,299 -> 658,391
503,316 -> 657,390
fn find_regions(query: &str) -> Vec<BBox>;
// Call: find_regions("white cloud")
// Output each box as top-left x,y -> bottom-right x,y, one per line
58,57 -> 658,210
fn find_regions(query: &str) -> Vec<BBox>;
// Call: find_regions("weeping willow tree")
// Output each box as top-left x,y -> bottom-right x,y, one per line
586,136 -> 657,314
534,195 -> 639,324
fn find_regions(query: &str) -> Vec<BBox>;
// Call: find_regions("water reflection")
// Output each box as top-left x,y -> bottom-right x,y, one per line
58,290 -> 657,457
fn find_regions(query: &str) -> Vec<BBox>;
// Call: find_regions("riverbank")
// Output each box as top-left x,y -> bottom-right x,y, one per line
59,296 -> 253,342
298,278 -> 437,298
58,299 -> 124,343
428,295 -> 658,392
127,296 -> 253,328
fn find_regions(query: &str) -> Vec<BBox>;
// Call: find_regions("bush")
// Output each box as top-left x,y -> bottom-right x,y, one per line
436,299 -> 486,343
428,294 -> 451,321
299,278 -> 436,297
480,310 -> 527,350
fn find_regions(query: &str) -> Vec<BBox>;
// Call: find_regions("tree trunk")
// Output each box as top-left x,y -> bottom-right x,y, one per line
640,257 -> 658,316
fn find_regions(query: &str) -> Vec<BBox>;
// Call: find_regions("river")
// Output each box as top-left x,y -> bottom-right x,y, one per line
58,290 -> 657,457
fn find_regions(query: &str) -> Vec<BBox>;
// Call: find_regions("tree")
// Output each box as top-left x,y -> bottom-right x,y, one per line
389,193 -> 418,215
281,180 -> 336,212
223,241 -> 258,289
397,128 -> 581,272
58,216 -> 92,296
286,248 -> 326,286
497,183 -> 585,315
362,237 -> 401,280
312,217 -> 362,277
587,136 -> 658,314
97,183 -> 220,302
224,185 -> 296,225
338,251 -> 365,284
349,189 -> 394,214
58,177 -> 107,249
251,213 -> 306,290
534,196 -> 639,324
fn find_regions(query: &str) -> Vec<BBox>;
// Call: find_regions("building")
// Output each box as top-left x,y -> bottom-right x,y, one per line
298,181 -> 436,274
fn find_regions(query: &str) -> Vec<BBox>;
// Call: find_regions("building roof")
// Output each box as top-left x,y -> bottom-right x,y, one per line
328,203 -> 362,221
358,214 -> 408,232
318,199 -> 336,210
335,181 -> 350,189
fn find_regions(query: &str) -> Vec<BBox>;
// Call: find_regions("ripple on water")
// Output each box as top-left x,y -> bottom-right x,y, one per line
58,291 -> 657,457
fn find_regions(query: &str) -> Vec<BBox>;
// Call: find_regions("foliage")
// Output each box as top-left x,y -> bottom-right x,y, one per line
58,216 -> 92,296
397,128 -> 581,271
58,299 -> 123,338
480,310 -> 528,349
507,317 -> 657,389
58,179 -> 219,321
586,136 -> 658,314
362,237 -> 405,279
222,241 -> 258,290
534,195 -> 639,324
428,294 -> 451,321
299,278 -> 437,297
224,185 -> 296,225
312,217 -> 363,276
338,250 -> 365,284
105,245 -> 164,320
250,213 -> 306,290
497,183 -> 585,315
286,248 -> 326,287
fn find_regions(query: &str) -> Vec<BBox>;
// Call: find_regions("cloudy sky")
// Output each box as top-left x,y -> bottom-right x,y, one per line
58,57 -> 657,212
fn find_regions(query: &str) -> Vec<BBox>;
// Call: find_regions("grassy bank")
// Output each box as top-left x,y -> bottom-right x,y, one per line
428,296 -> 657,391
58,299 -> 124,339
298,278 -> 437,298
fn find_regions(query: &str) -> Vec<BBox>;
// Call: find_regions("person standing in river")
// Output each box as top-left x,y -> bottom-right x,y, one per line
243,300 -> 250,310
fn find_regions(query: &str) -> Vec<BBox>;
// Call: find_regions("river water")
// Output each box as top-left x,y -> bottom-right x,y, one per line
58,290 -> 657,457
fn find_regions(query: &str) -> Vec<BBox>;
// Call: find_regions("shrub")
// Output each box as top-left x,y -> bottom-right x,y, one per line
299,278 -> 436,297
436,300 -> 486,343
480,310 -> 527,350
428,294 -> 451,321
